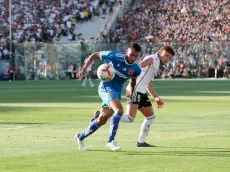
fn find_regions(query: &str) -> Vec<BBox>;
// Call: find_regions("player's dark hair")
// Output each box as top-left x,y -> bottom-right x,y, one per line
129,42 -> 141,52
159,46 -> 175,57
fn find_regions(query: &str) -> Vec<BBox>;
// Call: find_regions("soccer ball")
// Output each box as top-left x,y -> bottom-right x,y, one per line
97,63 -> 116,81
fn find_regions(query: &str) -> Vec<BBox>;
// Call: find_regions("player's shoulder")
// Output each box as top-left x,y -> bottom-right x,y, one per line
100,50 -> 112,56
101,51 -> 125,58
135,61 -> 141,69
134,62 -> 142,73
147,54 -> 160,66
113,51 -> 126,58
144,53 -> 158,60
152,54 -> 159,60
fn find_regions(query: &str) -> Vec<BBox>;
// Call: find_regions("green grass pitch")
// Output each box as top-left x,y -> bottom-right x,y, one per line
0,79 -> 230,172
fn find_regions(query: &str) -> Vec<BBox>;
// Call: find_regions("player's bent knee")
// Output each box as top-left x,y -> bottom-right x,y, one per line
115,108 -> 124,115
97,116 -> 108,125
119,110 -> 124,115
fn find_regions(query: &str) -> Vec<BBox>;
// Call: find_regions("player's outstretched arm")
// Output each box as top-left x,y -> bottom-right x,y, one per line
77,52 -> 100,79
147,82 -> 164,109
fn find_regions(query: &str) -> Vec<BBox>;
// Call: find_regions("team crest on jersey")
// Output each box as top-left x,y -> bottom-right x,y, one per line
128,69 -> 134,75
117,63 -> 120,67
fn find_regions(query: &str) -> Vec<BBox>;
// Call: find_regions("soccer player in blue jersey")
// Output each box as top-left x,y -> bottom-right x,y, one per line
75,42 -> 142,151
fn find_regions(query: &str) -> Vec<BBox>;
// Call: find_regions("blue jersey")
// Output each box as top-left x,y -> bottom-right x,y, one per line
100,51 -> 141,92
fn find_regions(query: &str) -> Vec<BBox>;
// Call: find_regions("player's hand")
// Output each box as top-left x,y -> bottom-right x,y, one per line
77,68 -> 86,79
155,97 -> 164,109
126,90 -> 132,96
129,90 -> 133,97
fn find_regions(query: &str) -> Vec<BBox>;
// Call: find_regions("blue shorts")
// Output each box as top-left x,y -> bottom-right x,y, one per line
98,82 -> 121,108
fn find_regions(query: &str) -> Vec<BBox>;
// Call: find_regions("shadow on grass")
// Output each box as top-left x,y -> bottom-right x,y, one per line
125,150 -> 230,157
87,149 -> 230,157
158,146 -> 230,150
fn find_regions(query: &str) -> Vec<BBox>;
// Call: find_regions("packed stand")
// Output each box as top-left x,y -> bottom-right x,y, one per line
0,0 -> 102,60
139,41 -> 230,79
109,0 -> 229,42
108,0 -> 230,78
0,0 -> 105,80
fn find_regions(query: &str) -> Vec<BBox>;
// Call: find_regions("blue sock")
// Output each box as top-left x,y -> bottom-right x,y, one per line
108,112 -> 122,143
78,120 -> 100,141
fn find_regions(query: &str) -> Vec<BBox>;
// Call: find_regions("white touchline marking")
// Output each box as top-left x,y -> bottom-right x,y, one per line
0,126 -> 28,130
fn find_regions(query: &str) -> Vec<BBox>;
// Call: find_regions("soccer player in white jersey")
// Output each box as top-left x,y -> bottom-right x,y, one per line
82,56 -> 95,87
122,45 -> 175,147
90,45 -> 175,147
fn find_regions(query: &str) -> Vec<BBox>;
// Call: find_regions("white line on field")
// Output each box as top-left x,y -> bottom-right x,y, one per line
0,126 -> 27,130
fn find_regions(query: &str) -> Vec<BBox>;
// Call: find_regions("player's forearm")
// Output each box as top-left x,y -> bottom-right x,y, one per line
82,52 -> 100,71
130,78 -> 136,96
147,82 -> 158,99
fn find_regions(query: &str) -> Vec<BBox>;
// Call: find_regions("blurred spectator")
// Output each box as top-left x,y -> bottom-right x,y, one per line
102,2 -> 107,15
16,67 -> 20,80
223,66 -> 229,78
72,64 -> 77,79
8,64 -> 14,81
68,64 -> 73,79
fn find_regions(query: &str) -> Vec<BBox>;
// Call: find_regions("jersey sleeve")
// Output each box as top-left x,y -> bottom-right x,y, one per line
99,51 -> 113,60
100,51 -> 125,62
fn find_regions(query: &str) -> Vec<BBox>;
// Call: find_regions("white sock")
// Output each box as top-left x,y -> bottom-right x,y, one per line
138,115 -> 156,143
120,114 -> 134,123
82,78 -> 87,85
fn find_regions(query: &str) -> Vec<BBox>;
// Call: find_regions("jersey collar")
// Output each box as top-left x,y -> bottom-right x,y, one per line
124,55 -> 136,65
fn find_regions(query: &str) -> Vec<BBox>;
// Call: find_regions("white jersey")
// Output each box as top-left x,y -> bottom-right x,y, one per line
126,54 -> 160,94
84,58 -> 94,71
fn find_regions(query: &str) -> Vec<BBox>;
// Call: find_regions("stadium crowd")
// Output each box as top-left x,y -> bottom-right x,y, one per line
139,41 -> 230,79
109,0 -> 230,42
0,0 -> 102,44
0,0 -> 229,79
0,0 -> 115,60
108,0 -> 230,78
